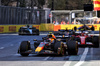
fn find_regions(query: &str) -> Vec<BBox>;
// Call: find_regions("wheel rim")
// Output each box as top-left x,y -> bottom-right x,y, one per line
76,42 -> 78,53
61,48 -> 65,55
57,48 -> 61,54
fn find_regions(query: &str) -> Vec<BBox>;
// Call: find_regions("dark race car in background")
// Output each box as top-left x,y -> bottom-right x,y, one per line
54,29 -> 73,38
18,26 -> 39,35
53,29 -> 74,42
78,25 -> 94,31
73,24 -> 99,35
54,29 -> 73,35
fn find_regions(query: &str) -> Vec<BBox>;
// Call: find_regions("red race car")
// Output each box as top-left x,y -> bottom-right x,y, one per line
72,31 -> 99,47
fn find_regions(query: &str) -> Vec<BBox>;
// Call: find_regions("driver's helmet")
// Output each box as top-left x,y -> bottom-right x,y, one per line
48,32 -> 53,38
48,32 -> 56,39
80,28 -> 84,31
65,28 -> 68,31
27,25 -> 29,28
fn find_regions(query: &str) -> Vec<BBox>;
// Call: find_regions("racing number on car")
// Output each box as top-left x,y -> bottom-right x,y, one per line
80,36 -> 86,44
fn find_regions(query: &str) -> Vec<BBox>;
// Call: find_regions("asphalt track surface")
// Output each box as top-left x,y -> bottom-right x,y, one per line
0,33 -> 100,66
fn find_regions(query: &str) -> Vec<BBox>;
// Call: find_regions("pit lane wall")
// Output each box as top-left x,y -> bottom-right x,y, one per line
0,24 -> 100,33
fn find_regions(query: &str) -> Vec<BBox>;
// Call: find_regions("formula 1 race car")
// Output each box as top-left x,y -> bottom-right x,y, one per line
74,24 -> 95,31
72,31 -> 99,47
18,34 -> 78,56
73,24 -> 100,35
53,29 -> 75,42
54,29 -> 73,35
18,25 -> 39,35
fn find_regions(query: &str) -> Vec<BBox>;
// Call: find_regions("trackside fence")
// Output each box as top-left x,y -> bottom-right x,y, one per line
0,6 -> 45,25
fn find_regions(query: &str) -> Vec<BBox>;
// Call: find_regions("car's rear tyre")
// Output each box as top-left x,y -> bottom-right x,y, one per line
18,31 -> 22,35
74,37 -> 81,42
37,32 -> 39,35
86,37 -> 92,42
93,36 -> 99,48
54,41 -> 66,56
67,41 -> 78,55
36,30 -> 39,35
20,41 -> 31,56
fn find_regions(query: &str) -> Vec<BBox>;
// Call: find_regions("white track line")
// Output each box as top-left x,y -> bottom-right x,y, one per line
43,56 -> 50,61
74,47 -> 89,66
0,34 -> 18,35
63,61 -> 72,66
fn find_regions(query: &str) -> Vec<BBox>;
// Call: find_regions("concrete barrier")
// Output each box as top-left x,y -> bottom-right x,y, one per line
0,25 -> 40,33
40,23 -> 54,31
0,24 -> 100,33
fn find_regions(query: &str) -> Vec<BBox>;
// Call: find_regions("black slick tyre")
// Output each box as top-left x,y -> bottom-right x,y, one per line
36,30 -> 39,35
35,32 -> 39,35
18,33 -> 21,35
54,41 -> 66,56
20,41 -> 31,56
67,41 -> 78,55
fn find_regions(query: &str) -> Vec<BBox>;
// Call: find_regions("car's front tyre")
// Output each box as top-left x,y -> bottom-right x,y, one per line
19,41 -> 31,56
